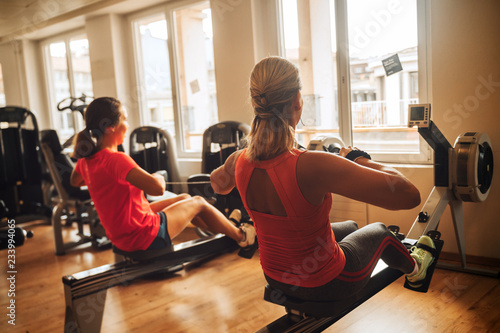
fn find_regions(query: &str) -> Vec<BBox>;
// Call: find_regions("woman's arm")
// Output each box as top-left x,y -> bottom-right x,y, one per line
126,167 -> 166,196
297,150 -> 421,210
70,169 -> 85,187
210,150 -> 243,195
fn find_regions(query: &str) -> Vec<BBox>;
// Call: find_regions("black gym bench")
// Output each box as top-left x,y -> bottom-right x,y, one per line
63,233 -> 237,333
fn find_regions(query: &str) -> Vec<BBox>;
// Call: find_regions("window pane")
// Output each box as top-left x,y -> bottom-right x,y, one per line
70,37 -> 93,131
70,38 -> 93,97
136,15 -> 176,138
347,0 -> 419,153
282,0 -> 340,147
174,2 -> 218,153
0,64 -> 5,107
48,42 -> 74,142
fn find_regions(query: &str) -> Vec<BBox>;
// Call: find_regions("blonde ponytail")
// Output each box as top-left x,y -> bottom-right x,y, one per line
246,57 -> 302,161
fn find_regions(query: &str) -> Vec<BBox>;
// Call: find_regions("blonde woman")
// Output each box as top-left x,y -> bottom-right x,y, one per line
211,56 -> 435,300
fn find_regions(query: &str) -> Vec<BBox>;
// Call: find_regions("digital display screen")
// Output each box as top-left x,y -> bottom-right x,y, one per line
410,107 -> 426,121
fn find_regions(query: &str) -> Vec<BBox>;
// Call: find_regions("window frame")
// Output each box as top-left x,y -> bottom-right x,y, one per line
129,0 -> 217,159
277,0 -> 432,164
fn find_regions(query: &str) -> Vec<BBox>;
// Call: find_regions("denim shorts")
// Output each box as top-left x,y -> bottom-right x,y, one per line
147,211 -> 172,250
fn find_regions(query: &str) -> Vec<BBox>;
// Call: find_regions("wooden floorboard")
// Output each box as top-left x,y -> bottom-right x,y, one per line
1,221 -> 499,332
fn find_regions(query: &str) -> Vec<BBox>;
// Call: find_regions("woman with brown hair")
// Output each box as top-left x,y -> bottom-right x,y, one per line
70,97 -> 255,252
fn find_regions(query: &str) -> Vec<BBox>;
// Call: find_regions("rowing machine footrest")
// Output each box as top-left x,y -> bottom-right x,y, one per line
404,231 -> 444,293
238,239 -> 258,259
388,225 -> 405,241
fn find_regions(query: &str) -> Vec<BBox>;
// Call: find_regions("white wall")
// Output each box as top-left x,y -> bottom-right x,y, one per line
210,0 -> 255,125
0,40 -> 49,128
0,41 -> 29,108
427,0 -> 500,258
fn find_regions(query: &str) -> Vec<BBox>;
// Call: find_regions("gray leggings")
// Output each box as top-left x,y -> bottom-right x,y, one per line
265,221 -> 415,301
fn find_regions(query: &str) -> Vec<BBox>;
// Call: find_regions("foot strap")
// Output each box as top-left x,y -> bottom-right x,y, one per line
415,243 -> 437,257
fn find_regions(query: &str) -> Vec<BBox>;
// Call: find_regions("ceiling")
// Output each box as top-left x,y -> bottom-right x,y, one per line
0,0 -> 169,43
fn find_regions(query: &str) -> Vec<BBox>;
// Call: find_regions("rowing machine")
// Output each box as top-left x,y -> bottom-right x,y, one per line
63,233 -> 238,333
406,104 -> 497,277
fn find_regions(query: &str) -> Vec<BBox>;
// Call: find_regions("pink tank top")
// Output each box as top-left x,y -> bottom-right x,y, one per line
235,148 -> 345,287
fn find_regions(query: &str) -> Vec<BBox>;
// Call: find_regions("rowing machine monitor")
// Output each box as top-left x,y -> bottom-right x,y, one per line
408,103 -> 431,128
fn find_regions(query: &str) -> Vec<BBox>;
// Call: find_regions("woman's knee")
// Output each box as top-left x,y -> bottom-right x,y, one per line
177,193 -> 191,201
347,220 -> 358,230
191,195 -> 209,208
369,222 -> 390,234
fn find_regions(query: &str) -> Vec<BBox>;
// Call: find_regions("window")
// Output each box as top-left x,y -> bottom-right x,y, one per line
42,33 -> 93,144
133,15 -> 176,136
0,63 -> 5,107
282,0 -> 340,146
281,0 -> 430,162
132,1 -> 218,155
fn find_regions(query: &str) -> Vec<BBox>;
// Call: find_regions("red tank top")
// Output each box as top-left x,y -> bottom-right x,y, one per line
235,148 -> 345,287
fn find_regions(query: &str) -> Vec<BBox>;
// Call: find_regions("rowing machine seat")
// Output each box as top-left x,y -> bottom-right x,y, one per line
260,261 -> 404,332
263,261 -> 403,318
112,244 -> 174,261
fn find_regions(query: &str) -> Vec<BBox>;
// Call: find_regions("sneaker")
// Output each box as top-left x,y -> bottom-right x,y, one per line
406,235 -> 436,288
238,223 -> 256,247
228,209 -> 242,225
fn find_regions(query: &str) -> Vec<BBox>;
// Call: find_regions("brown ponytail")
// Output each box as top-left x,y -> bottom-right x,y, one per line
72,97 -> 122,159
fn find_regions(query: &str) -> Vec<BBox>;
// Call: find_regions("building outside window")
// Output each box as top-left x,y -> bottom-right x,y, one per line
42,34 -> 93,144
132,1 -> 218,156
281,0 -> 429,162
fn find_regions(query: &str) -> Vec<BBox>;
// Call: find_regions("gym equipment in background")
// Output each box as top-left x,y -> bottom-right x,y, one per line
56,94 -> 94,149
0,200 -> 34,250
0,226 -> 33,250
0,106 -> 52,221
129,126 -> 182,194
307,135 -> 344,154
188,121 -> 250,217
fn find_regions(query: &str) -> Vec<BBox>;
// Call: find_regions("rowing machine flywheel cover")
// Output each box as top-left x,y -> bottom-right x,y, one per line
452,132 -> 494,202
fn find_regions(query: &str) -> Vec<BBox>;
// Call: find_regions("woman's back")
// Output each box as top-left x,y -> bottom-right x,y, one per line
75,149 -> 158,251
235,148 -> 345,288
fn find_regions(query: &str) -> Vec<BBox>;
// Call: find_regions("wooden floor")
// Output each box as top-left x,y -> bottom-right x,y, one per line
1,220 -> 499,333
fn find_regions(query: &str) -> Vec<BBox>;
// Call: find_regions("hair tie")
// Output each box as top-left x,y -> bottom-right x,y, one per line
259,93 -> 265,98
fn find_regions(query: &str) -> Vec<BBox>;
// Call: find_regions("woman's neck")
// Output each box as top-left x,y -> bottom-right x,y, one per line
98,136 -> 118,152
